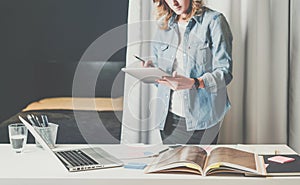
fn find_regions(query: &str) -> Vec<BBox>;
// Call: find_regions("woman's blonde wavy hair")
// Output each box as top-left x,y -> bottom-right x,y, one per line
153,0 -> 205,30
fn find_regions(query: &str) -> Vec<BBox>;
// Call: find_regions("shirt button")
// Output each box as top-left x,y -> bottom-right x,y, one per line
166,95 -> 169,98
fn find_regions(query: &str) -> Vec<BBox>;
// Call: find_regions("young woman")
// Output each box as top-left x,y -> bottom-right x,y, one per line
144,0 -> 233,144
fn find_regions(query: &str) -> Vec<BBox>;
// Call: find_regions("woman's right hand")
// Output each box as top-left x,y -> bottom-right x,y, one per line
141,60 -> 154,68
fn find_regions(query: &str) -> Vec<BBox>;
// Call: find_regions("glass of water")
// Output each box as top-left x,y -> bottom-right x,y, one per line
8,123 -> 28,153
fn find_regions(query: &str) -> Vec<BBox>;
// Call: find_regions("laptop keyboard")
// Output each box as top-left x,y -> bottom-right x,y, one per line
57,150 -> 99,167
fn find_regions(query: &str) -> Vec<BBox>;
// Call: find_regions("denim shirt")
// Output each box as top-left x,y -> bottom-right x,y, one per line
151,8 -> 233,131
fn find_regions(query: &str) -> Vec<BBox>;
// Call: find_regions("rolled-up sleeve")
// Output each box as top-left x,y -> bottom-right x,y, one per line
202,14 -> 233,93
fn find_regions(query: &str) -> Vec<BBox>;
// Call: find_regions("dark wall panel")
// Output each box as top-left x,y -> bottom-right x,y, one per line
0,0 -> 128,122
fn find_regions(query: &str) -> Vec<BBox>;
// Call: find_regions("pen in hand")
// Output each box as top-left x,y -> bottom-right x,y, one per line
134,55 -> 154,67
134,55 -> 146,63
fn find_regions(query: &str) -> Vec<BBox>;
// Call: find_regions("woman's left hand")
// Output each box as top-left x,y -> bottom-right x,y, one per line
156,71 -> 195,90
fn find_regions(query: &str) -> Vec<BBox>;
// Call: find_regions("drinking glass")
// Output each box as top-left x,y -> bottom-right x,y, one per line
8,123 -> 28,153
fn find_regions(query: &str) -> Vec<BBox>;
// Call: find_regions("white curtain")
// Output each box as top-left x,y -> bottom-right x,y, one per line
121,0 -> 160,143
122,0 -> 291,146
289,0 -> 300,153
207,0 -> 289,144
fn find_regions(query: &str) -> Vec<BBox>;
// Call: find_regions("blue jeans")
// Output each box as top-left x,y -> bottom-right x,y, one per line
160,112 -> 221,144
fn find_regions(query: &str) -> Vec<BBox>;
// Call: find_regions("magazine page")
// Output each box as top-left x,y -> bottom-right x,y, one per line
204,147 -> 258,175
145,146 -> 207,174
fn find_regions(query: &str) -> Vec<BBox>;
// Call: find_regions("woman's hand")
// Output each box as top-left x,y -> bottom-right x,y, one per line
156,71 -> 196,90
141,60 -> 154,68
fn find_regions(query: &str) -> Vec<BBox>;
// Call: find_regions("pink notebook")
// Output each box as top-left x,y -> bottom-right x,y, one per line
267,156 -> 295,164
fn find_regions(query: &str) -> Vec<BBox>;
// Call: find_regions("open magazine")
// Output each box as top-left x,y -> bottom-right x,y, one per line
144,146 -> 266,176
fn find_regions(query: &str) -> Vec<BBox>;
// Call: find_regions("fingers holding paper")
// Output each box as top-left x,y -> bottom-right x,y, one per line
156,71 -> 195,90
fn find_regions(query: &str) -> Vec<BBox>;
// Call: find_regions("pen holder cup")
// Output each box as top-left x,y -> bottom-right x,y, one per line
34,123 -> 58,149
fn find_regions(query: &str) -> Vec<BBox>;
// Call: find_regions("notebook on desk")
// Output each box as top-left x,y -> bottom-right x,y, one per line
262,154 -> 300,176
19,116 -> 123,172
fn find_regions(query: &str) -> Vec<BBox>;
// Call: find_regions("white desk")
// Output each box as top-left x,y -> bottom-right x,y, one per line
0,144 -> 299,185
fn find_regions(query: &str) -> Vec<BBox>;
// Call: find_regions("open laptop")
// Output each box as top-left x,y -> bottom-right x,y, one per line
19,116 -> 123,172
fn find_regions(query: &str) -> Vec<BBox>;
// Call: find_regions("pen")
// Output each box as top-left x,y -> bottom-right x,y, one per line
27,115 -> 37,126
158,148 -> 169,154
41,115 -> 46,127
34,115 -> 43,127
41,115 -> 49,127
169,145 -> 182,149
134,55 -> 146,63
44,115 -> 49,127
30,114 -> 39,126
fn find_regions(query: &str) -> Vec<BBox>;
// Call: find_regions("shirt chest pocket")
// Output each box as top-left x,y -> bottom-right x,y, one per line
188,41 -> 210,65
158,44 -> 169,57
157,44 -> 171,69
